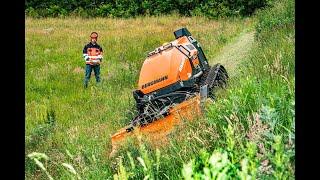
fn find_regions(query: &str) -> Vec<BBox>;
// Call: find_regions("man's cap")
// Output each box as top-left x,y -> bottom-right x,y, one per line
90,32 -> 98,38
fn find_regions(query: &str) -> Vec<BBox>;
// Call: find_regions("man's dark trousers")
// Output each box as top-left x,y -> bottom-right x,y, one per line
84,64 -> 100,87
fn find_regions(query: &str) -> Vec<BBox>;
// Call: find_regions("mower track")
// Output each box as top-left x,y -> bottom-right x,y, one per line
210,30 -> 255,77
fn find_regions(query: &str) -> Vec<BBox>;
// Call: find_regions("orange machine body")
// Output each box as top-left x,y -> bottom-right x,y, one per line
138,36 -> 200,94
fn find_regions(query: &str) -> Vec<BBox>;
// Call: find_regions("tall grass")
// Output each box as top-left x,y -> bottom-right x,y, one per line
180,0 -> 295,178
26,15 -> 253,179
111,0 -> 295,179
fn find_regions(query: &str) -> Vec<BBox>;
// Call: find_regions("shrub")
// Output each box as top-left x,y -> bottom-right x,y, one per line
25,0 -> 270,18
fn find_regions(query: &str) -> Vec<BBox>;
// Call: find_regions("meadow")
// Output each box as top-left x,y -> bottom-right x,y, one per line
26,0 -> 294,178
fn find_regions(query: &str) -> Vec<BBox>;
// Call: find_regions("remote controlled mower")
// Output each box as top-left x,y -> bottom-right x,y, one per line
110,28 -> 228,156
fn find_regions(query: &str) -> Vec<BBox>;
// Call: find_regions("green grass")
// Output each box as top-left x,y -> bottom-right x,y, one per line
26,0 -> 294,178
180,0 -> 295,179
26,14 -> 254,179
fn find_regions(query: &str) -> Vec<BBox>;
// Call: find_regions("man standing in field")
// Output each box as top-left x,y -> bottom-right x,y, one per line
82,32 -> 103,88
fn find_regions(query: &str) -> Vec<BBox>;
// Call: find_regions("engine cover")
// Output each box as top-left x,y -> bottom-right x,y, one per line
138,36 -> 199,94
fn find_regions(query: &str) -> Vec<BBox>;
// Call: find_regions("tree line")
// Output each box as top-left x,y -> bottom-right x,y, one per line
26,0 -> 271,18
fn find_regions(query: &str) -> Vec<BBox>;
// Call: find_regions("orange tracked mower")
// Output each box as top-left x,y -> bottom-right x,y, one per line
110,28 -> 228,156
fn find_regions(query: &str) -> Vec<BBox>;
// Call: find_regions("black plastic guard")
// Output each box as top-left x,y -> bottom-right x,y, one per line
174,27 -> 192,39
